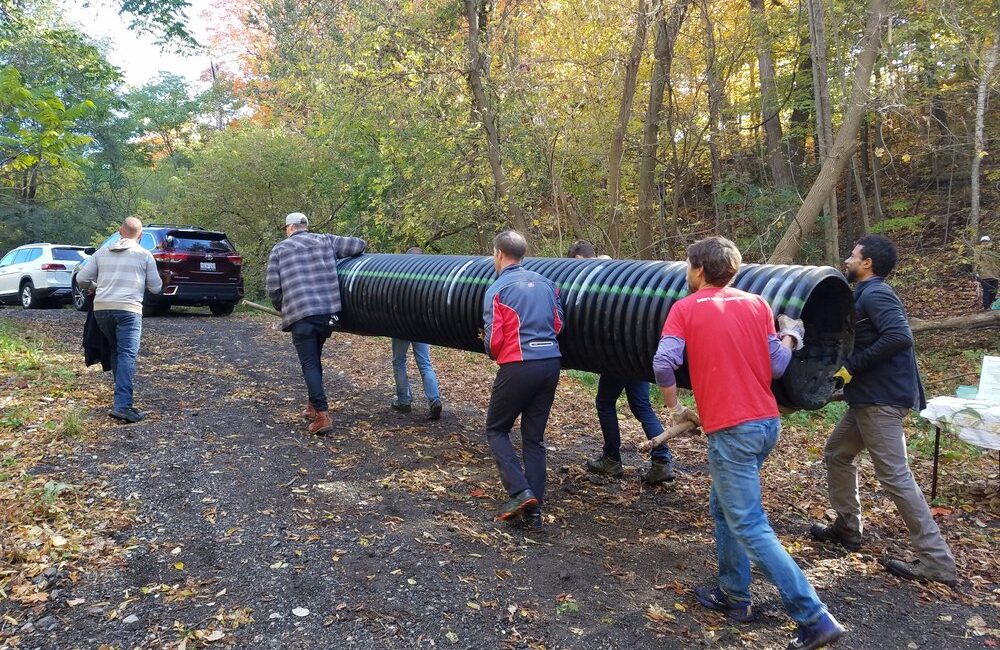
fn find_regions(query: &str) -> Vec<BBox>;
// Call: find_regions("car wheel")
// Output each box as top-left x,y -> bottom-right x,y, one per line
20,281 -> 39,309
210,302 -> 236,316
72,278 -> 88,312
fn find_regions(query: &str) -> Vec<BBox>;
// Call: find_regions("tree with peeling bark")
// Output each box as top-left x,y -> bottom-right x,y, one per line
969,5 -> 1000,240
768,0 -> 891,265
465,0 -> 528,235
607,0 -> 653,257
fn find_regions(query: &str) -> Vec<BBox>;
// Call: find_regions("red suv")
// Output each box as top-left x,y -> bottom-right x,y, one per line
72,225 -> 244,316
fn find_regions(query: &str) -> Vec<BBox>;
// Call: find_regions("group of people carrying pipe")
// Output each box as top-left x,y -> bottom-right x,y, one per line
81,212 -> 959,650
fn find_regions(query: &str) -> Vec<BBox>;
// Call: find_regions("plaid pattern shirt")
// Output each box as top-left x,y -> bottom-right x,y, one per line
266,231 -> 366,331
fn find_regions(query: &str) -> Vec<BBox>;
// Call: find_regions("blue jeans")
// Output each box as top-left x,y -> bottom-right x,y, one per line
95,310 -> 142,410
595,376 -> 671,463
391,339 -> 441,405
708,418 -> 827,625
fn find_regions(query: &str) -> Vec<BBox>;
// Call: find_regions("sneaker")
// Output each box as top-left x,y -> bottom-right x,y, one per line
787,612 -> 846,650
883,558 -> 957,586
109,407 -> 145,424
585,455 -> 624,477
391,400 -> 412,414
808,523 -> 861,552
518,508 -> 543,531
642,460 -> 676,484
428,399 -> 443,421
495,489 -> 538,521
693,586 -> 754,623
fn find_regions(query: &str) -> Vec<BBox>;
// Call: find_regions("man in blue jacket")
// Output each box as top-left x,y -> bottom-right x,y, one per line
483,230 -> 564,528
810,235 -> 957,585
567,241 -> 675,484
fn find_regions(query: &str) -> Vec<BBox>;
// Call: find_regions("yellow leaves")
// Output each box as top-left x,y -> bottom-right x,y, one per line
645,603 -> 677,624
174,561 -> 185,570
901,153 -> 911,163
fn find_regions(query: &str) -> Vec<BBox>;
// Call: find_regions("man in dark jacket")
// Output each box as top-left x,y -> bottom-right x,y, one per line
266,212 -> 366,435
483,230 -> 564,528
810,235 -> 957,585
567,241 -> 675,484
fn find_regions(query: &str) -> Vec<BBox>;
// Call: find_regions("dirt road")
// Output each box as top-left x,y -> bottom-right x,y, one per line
1,308 -> 995,649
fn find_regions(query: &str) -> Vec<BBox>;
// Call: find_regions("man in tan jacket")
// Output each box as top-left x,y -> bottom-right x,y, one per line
975,235 -> 998,310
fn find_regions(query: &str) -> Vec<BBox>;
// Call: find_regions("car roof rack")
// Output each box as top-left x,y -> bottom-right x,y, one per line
147,224 -> 206,230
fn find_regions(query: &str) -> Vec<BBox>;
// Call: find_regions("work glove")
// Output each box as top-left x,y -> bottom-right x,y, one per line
667,403 -> 701,429
777,314 -> 805,351
833,366 -> 852,387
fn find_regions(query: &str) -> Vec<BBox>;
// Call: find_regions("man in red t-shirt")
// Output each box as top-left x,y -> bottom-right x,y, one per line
652,236 -> 844,650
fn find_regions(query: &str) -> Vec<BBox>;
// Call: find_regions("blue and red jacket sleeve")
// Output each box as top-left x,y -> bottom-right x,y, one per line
553,285 -> 564,335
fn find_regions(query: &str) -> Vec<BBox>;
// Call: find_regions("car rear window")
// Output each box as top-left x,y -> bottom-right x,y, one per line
52,248 -> 87,262
171,235 -> 234,254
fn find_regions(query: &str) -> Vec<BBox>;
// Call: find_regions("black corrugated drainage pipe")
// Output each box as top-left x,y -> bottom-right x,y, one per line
335,254 -> 854,410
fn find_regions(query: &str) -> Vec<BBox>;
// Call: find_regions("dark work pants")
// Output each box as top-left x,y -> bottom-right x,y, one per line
981,278 -> 998,310
291,315 -> 334,412
485,358 -> 561,505
595,375 -> 672,464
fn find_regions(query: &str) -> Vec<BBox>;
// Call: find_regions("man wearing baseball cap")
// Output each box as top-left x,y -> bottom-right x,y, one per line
266,212 -> 366,434
975,235 -> 998,310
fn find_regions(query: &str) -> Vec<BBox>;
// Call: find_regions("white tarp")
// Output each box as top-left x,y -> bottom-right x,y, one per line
920,396 -> 1000,451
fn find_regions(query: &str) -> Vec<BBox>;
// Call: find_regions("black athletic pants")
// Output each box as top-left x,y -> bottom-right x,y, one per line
484,357 -> 561,505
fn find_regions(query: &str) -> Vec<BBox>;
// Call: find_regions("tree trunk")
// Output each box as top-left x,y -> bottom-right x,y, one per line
749,0 -> 794,191
969,10 -> 1000,240
768,0 -> 890,265
851,153 -> 871,235
808,0 -> 839,263
637,0 -> 690,258
465,0 -> 528,234
910,310 -> 1000,334
701,0 -> 727,233
872,103 -> 886,222
607,0 -> 653,256
788,40 -> 812,172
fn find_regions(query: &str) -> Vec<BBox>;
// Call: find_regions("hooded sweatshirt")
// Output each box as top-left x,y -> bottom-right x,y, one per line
77,237 -> 163,314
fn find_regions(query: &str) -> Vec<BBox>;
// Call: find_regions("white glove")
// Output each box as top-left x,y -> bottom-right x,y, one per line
777,314 -> 805,351
667,403 -> 701,429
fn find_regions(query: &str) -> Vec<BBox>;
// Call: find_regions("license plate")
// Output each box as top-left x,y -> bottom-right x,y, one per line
200,262 -> 216,272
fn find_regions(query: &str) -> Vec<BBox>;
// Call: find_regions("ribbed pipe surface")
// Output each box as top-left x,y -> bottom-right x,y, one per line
336,254 -> 854,410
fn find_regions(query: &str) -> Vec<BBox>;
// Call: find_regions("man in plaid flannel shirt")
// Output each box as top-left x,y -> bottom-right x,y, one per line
266,212 -> 366,434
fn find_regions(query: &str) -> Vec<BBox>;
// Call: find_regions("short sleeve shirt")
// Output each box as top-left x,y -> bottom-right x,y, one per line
661,286 -> 779,433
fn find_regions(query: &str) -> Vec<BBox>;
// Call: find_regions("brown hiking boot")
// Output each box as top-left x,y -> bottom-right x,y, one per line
642,460 -> 676,484
299,403 -> 317,421
884,558 -> 957,586
308,410 -> 334,435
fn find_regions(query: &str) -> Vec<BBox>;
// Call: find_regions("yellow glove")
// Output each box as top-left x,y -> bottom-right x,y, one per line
833,366 -> 852,386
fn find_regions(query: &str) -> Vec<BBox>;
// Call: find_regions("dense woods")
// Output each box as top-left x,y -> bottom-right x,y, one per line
1,0 -> 998,294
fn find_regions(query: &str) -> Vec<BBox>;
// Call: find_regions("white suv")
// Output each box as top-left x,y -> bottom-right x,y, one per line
0,244 -> 90,309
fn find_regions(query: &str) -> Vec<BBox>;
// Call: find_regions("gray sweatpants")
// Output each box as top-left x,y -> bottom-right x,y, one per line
824,404 -> 956,572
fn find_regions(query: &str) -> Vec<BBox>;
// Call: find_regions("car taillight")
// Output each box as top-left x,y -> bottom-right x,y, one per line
228,255 -> 243,266
153,252 -> 190,263
40,263 -> 66,271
